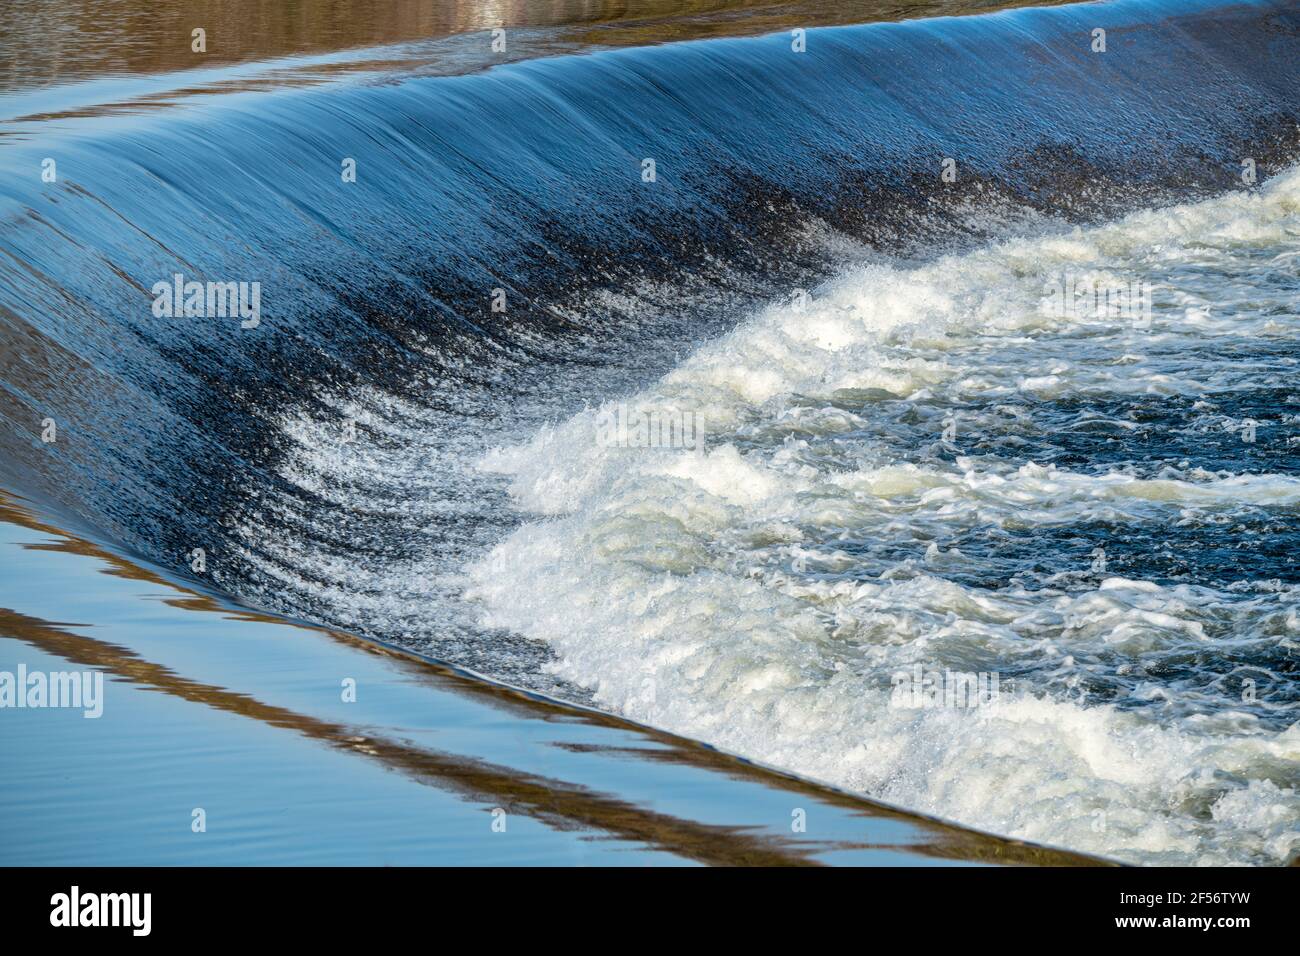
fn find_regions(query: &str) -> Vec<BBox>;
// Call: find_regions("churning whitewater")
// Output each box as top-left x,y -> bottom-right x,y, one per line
467,167 -> 1300,866
4,0 -> 1299,868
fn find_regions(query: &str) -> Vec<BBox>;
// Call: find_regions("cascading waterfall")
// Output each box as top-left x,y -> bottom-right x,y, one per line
1,0 -> 1298,862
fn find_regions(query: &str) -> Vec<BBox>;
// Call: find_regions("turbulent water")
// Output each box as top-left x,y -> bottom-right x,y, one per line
469,167 -> 1300,866
2,0 -> 1299,864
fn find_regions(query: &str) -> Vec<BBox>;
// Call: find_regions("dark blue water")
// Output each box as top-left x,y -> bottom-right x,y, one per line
1,0 -> 1298,863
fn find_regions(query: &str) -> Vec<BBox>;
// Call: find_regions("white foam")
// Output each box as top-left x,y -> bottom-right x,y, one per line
468,168 -> 1300,864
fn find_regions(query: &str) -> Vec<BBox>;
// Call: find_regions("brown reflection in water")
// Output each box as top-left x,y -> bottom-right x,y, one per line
0,491 -> 1109,865
1,0 -> 1075,92
0,605 -> 829,865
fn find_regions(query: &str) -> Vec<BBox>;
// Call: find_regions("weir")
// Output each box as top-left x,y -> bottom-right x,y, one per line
1,0 -> 1298,866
